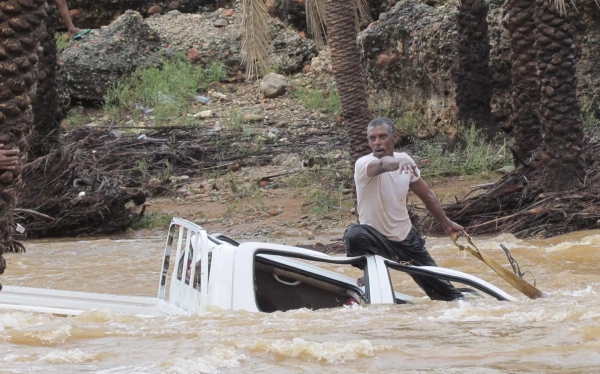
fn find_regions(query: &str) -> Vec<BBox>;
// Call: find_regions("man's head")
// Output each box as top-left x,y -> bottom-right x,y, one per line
367,117 -> 396,158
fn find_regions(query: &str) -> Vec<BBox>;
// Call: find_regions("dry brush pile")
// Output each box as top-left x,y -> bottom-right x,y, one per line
16,123 -> 346,239
415,124 -> 600,239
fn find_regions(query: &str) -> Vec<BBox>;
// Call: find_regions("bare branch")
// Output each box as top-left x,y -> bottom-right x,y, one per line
241,0 -> 273,79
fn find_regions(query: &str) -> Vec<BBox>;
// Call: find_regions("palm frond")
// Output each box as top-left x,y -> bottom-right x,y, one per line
241,0 -> 273,79
305,0 -> 327,47
355,0 -> 371,29
551,0 -> 567,15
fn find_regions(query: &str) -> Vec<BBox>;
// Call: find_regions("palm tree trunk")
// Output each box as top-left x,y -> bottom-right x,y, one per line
505,0 -> 542,161
326,0 -> 371,160
31,1 -> 59,158
455,0 -> 495,133
534,0 -> 584,190
0,0 -> 46,277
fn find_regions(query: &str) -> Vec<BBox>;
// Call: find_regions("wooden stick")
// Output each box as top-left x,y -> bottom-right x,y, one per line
13,208 -> 55,222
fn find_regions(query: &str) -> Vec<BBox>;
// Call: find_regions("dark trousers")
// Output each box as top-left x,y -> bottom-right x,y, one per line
343,224 -> 463,301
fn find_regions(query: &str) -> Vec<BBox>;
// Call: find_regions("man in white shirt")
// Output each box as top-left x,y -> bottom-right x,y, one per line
344,117 -> 465,301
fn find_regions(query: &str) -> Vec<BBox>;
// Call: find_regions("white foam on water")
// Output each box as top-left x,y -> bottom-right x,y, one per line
39,348 -> 105,364
4,323 -> 73,346
544,234 -> 600,253
0,311 -> 54,332
428,300 -> 555,323
158,346 -> 245,374
73,309 -> 144,324
240,337 -> 381,364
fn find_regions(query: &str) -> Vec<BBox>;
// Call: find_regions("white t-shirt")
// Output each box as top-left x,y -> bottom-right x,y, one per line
354,152 -> 420,242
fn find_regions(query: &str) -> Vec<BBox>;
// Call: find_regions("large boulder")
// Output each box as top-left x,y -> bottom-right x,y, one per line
59,10 -> 162,101
358,0 -> 510,137
57,0 -> 212,29
260,73 -> 289,98
145,7 -> 317,77
358,0 -> 600,137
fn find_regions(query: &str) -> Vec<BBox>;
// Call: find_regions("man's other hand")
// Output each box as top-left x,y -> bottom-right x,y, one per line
0,145 -> 19,171
397,158 -> 420,177
444,221 -> 465,237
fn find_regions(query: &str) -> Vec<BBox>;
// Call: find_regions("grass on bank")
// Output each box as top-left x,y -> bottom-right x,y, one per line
414,124 -> 512,178
294,86 -> 341,116
285,149 -> 353,216
56,33 -> 69,51
131,211 -> 172,230
104,58 -> 226,124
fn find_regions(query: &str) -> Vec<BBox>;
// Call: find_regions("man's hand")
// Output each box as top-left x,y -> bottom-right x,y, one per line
444,221 -> 465,237
397,158 -> 420,178
368,156 -> 420,177
0,145 -> 19,171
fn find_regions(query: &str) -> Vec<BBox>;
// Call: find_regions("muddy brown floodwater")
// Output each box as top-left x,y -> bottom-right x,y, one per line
1,230 -> 599,373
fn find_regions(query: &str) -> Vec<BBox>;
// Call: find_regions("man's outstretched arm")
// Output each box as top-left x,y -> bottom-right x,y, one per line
409,178 -> 465,236
366,156 -> 420,177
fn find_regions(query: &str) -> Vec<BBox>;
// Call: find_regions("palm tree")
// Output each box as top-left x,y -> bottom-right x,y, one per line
0,0 -> 47,275
325,0 -> 371,159
504,0 -> 543,162
31,1 -> 60,158
241,0 -> 372,160
454,0 -> 495,133
533,0 -> 584,190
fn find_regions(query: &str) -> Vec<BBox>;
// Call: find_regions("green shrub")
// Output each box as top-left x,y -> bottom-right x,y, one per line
131,212 -> 172,230
104,58 -> 226,123
295,87 -> 341,115
56,33 -> 69,51
416,124 -> 512,177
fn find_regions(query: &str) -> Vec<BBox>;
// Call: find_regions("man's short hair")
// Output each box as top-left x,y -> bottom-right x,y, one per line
367,117 -> 395,134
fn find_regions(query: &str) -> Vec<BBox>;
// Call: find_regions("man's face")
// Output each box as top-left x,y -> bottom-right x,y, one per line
367,125 -> 396,158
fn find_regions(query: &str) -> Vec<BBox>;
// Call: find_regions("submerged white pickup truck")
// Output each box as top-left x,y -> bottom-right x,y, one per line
0,218 -> 515,316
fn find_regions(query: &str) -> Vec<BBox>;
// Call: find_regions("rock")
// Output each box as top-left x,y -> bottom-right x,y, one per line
310,47 -> 332,75
55,0 -> 206,29
227,163 -> 240,172
59,10 -> 162,101
213,18 -> 228,28
357,0 -> 600,136
302,64 -> 311,74
147,5 -> 163,15
243,114 -> 263,122
187,47 -> 200,62
379,12 -> 388,21
495,165 -> 515,174
268,208 -> 282,216
179,175 -> 190,181
211,92 -> 227,100
260,73 -> 288,98
376,54 -> 392,68
367,21 -> 379,30
194,110 -> 212,118
194,218 -> 207,225
145,6 -> 316,76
